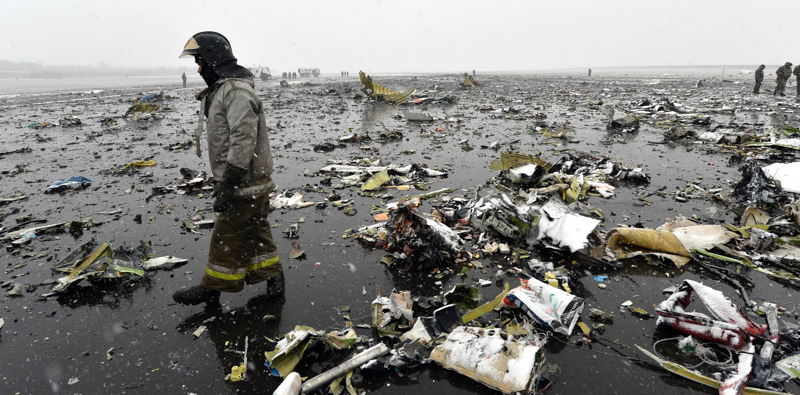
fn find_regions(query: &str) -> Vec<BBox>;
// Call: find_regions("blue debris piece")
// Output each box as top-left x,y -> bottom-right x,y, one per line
44,176 -> 92,194
141,91 -> 164,103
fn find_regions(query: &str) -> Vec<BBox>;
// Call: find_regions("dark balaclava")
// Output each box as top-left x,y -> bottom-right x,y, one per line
180,31 -> 252,87
196,56 -> 221,87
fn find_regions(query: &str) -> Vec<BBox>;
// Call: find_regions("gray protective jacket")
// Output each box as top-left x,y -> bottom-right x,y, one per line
197,76 -> 275,197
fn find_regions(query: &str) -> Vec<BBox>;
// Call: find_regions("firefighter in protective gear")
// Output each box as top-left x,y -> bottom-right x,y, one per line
173,31 -> 284,306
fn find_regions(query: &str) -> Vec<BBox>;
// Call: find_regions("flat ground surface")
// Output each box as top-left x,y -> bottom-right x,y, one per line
1,73 -> 799,395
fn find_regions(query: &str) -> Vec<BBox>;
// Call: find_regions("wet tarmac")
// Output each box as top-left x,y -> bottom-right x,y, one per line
1,73 -> 799,395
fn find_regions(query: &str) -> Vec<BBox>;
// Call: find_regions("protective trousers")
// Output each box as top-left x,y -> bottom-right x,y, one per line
201,194 -> 282,292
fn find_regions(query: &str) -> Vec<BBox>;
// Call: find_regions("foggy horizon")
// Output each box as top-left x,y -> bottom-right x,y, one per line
0,57 -> 786,79
3,0 -> 799,77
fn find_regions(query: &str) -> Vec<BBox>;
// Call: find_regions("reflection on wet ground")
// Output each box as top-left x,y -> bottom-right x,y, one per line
0,73 -> 799,394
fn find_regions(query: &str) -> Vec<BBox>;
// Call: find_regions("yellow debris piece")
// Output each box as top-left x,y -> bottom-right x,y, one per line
124,101 -> 160,117
490,152 -> 551,171
230,363 -> 246,382
606,228 -> 692,257
112,160 -> 157,174
461,283 -> 510,323
460,74 -> 481,87
359,71 -> 416,104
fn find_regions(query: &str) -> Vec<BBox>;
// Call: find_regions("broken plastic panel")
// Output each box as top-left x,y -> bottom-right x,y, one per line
430,326 -> 545,394
404,111 -> 434,122
264,326 -> 317,378
532,198 -> 600,253
433,304 -> 462,334
372,290 -> 414,338
142,256 -> 188,271
762,162 -> 800,193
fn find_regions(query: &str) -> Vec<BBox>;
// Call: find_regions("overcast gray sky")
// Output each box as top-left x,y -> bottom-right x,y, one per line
3,0 -> 798,73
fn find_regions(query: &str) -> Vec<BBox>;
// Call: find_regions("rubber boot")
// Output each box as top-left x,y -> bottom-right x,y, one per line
266,273 -> 285,298
173,285 -> 221,306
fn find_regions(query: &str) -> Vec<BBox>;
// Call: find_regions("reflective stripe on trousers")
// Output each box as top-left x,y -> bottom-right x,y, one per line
201,194 -> 283,292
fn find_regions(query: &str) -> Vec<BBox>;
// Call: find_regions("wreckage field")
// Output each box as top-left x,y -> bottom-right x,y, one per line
2,72 -> 800,395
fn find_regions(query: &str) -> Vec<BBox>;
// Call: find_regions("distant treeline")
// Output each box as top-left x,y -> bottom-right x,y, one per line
0,59 -> 189,79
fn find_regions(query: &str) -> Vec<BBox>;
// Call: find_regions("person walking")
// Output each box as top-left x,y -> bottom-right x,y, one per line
588,68 -> 592,77
794,64 -> 800,96
173,31 -> 284,305
753,65 -> 765,94
181,72 -> 187,88
774,62 -> 793,96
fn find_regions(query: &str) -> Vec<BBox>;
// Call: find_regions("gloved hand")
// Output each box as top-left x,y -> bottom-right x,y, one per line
213,164 -> 248,213
213,183 -> 235,213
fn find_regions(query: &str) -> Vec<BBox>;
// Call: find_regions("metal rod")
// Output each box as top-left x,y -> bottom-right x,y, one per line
300,343 -> 390,394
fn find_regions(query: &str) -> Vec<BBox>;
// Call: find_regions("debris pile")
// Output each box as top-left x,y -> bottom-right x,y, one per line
4,72 -> 800,395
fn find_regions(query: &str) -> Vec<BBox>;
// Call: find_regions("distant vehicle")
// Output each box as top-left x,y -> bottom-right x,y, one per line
298,68 -> 320,77
244,65 -> 271,81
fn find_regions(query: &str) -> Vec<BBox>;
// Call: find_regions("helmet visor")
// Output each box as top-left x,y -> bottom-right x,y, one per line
179,37 -> 200,59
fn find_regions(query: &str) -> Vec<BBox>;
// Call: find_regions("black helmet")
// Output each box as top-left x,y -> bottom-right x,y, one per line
179,31 -> 236,68
759,64 -> 765,68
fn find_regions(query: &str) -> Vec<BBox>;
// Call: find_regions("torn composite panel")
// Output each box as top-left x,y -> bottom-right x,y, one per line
359,71 -> 416,104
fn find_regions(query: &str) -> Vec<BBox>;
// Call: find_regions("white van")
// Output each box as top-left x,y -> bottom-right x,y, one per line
298,68 -> 320,77
244,65 -> 272,81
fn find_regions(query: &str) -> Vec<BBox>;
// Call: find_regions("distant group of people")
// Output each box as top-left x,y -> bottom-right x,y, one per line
281,72 -> 297,79
340,71 -> 349,77
754,62 -> 800,96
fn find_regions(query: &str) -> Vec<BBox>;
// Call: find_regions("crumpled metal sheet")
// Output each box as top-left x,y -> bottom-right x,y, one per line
359,71 -> 415,104
379,198 -> 463,269
733,160 -> 789,206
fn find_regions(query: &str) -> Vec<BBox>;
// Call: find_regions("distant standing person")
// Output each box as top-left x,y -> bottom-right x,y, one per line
794,64 -> 800,96
182,72 -> 187,88
588,68 -> 592,77
753,65 -> 765,94
774,62 -> 793,96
